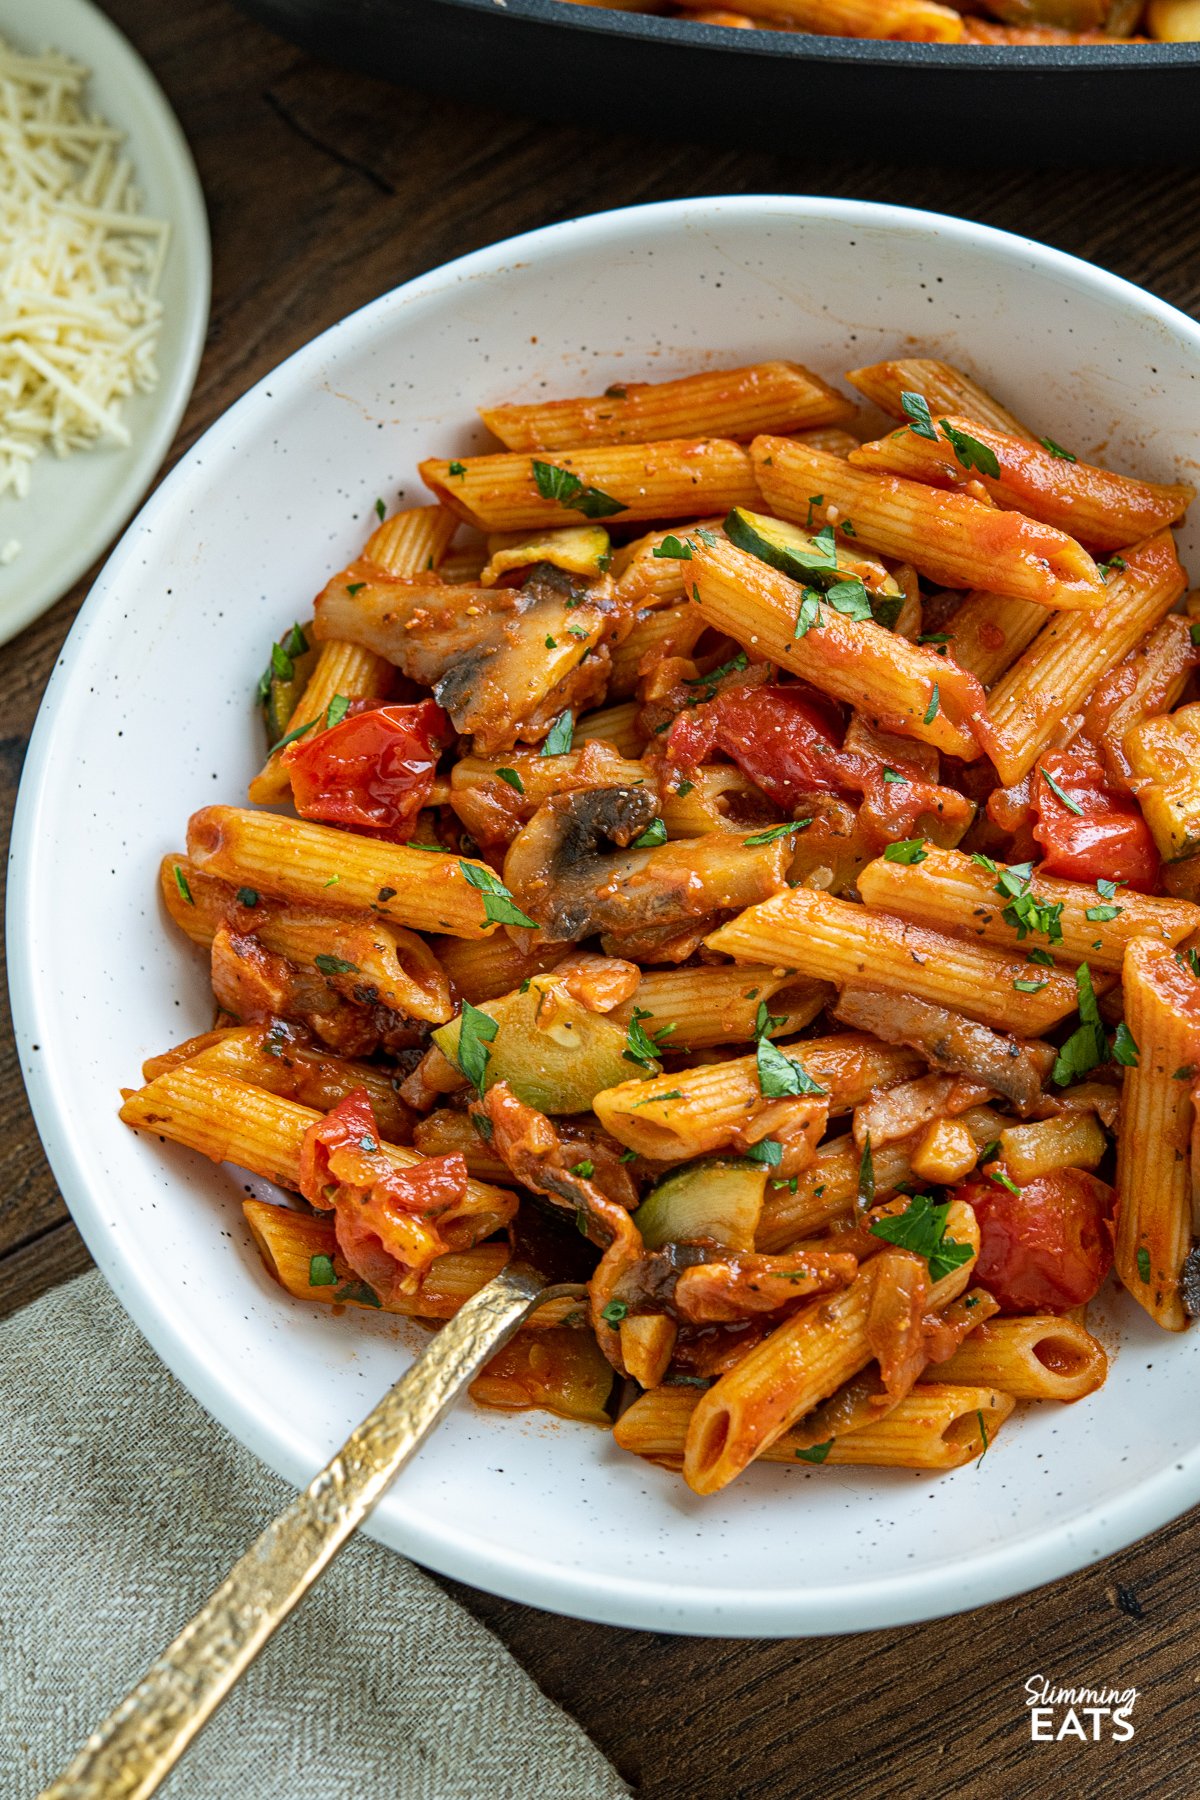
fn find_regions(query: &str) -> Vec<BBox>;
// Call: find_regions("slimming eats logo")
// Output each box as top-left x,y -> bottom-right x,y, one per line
1025,1675 -> 1138,1742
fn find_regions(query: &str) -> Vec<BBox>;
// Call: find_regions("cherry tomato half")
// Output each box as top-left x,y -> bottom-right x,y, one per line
1031,747 -> 1159,893
954,1165 -> 1114,1313
284,700 -> 449,841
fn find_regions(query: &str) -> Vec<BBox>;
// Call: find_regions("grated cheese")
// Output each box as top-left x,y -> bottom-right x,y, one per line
0,36 -> 170,559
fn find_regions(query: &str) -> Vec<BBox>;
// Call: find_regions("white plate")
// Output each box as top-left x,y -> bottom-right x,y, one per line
0,0 -> 209,647
11,197 -> 1200,1637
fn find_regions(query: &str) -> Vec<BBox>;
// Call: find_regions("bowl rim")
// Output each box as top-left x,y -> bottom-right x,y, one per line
427,0 -> 1200,70
12,194 -> 1200,1635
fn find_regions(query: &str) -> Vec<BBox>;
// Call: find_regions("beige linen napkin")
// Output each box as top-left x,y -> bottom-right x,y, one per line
0,1270 -> 629,1800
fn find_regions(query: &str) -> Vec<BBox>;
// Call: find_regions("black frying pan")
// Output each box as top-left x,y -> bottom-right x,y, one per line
234,0 -> 1199,165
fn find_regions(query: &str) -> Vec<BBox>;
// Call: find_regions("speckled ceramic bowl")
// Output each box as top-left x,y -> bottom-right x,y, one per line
11,197 -> 1200,1635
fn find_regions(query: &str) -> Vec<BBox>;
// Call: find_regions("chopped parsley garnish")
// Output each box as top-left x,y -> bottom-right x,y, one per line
756,1032 -> 825,1100
268,717 -> 317,756
872,595 -> 905,631
325,694 -> 350,731
742,1139 -> 783,1166
308,1254 -> 337,1287
996,863 -> 1064,946
634,1090 -> 682,1107
1052,962 -> 1108,1086
472,1112 -> 494,1142
918,632 -> 951,648
632,819 -> 668,849
375,498 -> 386,521
346,582 -> 365,596
236,887 -> 259,908
684,651 -> 748,697
1112,1021 -> 1140,1068
795,1441 -> 832,1464
870,1194 -> 973,1283
1039,766 -> 1083,816
314,953 -> 359,976
792,523 -> 839,573
976,1410 -> 989,1465
987,1165 -> 1022,1195
622,1007 -> 670,1072
531,459 -> 627,519
901,390 -> 937,440
940,420 -> 1000,479
1136,1246 -> 1151,1284
1174,1064 -> 1197,1081
883,838 -> 927,865
794,588 -> 823,639
545,635 -> 557,649
1086,905 -> 1121,922
743,820 -> 811,846
459,861 -> 538,928
1192,623 -> 1200,647
823,576 -> 873,623
572,1159 -> 595,1179
674,779 -> 695,797
540,709 -> 575,756
1096,878 -> 1119,901
1013,978 -> 1047,993
882,768 -> 908,784
1027,948 -> 1056,967
601,1300 -> 628,1326
496,767 -> 525,794
457,1001 -> 498,1095
173,864 -> 194,905
971,852 -> 998,874
652,534 -> 694,561
1039,436 -> 1077,462
805,494 -> 824,529
923,684 -> 940,725
447,461 -> 467,477
1097,554 -> 1127,583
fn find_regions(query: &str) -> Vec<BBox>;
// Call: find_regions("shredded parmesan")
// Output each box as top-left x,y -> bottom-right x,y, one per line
0,36 -> 170,556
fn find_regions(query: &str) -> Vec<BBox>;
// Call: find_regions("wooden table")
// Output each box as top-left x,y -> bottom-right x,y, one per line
3,5 -> 1198,1792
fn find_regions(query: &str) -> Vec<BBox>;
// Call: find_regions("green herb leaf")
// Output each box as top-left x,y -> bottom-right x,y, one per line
540,710 -> 575,757
268,717 -> 317,756
324,693 -> 351,731
652,534 -> 694,561
793,589 -> 823,639
805,494 -> 824,529
314,953 -> 359,976
1039,436 -> 1077,462
883,838 -> 927,865
236,887 -> 259,908
1052,962 -> 1108,1086
634,1089 -> 682,1107
531,459 -> 627,518
448,460 -> 467,477
742,1139 -> 783,1166
601,1300 -> 628,1326
1039,765 -> 1083,816
375,498 -> 386,521
459,861 -> 538,928
857,1131 -> 875,1212
1086,904 -> 1121,922
1174,1064 -> 1197,1081
870,1194 -> 973,1283
976,1409 -> 989,1465
308,1254 -> 337,1287
496,767 -> 525,794
882,768 -> 908,785
633,818 -> 668,849
674,779 -> 695,797
1027,948 -> 1056,967
987,1165 -> 1022,1195
457,1000 -> 498,1095
872,595 -> 904,631
1136,1246 -> 1151,1284
923,684 -> 940,725
1013,977 -> 1047,993
1112,1021 -> 1140,1067
173,864 -> 194,906
346,582 -> 365,597
794,1440 -> 832,1464
823,576 -> 873,623
622,1007 -> 668,1073
940,420 -> 1000,478
756,1036 -> 826,1100
743,820 -> 811,847
901,391 -> 937,440
684,651 -> 748,695
1097,554 -> 1127,583
572,1159 -> 595,1179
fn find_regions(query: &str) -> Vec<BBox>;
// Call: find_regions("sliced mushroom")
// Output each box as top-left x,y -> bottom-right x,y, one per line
833,983 -> 1050,1116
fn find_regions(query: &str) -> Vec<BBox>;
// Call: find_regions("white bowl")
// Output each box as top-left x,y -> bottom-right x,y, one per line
11,197 -> 1200,1637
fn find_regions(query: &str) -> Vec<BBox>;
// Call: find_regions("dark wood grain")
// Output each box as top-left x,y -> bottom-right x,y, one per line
4,5 -> 1200,1793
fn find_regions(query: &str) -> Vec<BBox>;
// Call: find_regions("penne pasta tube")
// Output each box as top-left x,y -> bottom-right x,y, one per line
658,766 -> 771,838
121,1064 -> 516,1244
985,529 -> 1188,784
607,601 -> 706,699
755,1132 -> 915,1249
161,855 -> 455,1021
411,1109 -> 519,1184
690,538 -> 984,759
615,1382 -> 1014,1472
573,701 -> 645,759
937,590 -> 1047,686
856,843 -> 1200,972
243,1201 -> 579,1326
449,744 -> 651,849
249,506 -> 455,803
736,0 -> 963,31
849,415 -> 1193,554
845,358 -> 1032,438
429,932 -> 569,1004
705,886 -> 1082,1035
419,439 -> 759,533
593,1033 -> 923,1160
752,436 -> 1105,609
1084,615 -> 1197,789
186,806 -> 503,939
936,1315 -> 1107,1401
609,963 -> 832,1050
175,1026 -> 413,1143
479,362 -> 853,453
681,1200 -> 980,1492
1113,938 -> 1200,1330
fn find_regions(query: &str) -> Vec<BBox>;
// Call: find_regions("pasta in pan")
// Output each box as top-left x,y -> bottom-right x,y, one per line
122,350 -> 1200,1496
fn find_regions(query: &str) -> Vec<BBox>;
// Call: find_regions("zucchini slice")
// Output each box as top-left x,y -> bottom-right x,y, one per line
434,972 -> 654,1114
724,507 -> 900,600
482,525 -> 611,586
633,1158 -> 767,1252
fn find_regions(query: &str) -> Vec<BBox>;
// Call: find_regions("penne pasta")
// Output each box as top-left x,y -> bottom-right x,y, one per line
985,528 -> 1187,784
856,843 -> 1200,971
609,963 -> 832,1050
935,590 -> 1047,686
479,361 -> 854,452
705,886 -> 1082,1034
752,436 -> 1106,609
419,439 -> 759,534
1113,938 -> 1200,1330
936,1315 -> 1107,1401
845,357 -> 1032,438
